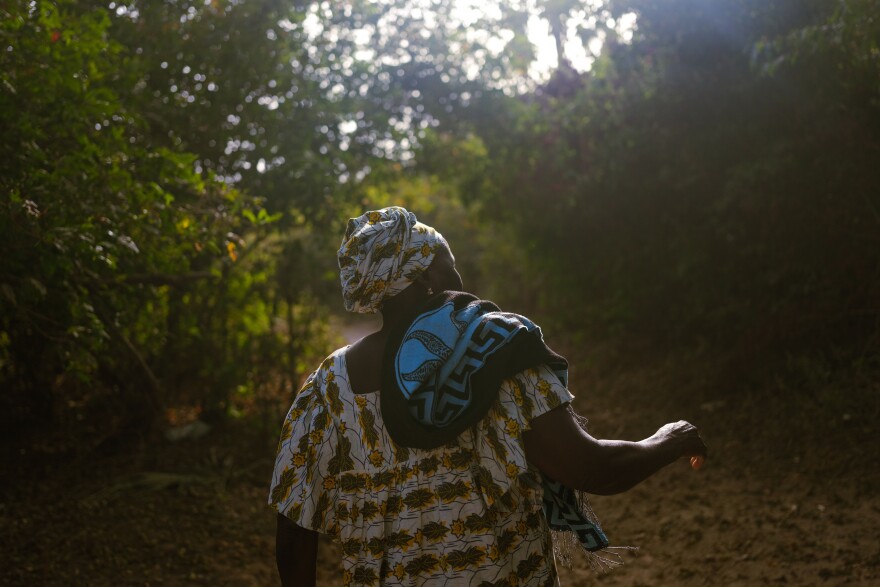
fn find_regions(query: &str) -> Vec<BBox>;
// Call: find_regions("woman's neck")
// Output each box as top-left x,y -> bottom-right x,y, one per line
377,289 -> 431,333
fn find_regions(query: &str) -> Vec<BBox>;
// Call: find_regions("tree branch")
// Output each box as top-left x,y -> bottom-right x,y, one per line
101,271 -> 216,288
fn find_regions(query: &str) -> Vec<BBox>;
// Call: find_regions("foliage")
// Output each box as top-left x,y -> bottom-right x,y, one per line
2,0 -> 878,449
451,0 -> 880,374
97,0 -> 360,222
0,1 -> 294,445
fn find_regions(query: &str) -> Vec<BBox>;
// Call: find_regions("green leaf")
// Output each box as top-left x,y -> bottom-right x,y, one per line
242,209 -> 257,224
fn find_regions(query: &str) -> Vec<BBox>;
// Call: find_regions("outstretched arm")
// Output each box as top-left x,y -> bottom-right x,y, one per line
276,514 -> 318,587
523,405 -> 706,495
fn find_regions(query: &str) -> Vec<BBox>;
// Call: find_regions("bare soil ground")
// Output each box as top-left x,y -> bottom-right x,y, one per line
2,351 -> 878,586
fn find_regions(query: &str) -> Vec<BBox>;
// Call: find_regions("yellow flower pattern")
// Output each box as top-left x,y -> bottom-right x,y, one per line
269,348 -> 573,586
368,449 -> 384,468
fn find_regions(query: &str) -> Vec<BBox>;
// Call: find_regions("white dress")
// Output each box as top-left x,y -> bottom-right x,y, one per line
269,346 -> 574,586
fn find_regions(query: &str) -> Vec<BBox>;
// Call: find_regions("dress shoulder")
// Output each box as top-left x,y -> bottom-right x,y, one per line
502,363 -> 575,430
268,352 -> 346,535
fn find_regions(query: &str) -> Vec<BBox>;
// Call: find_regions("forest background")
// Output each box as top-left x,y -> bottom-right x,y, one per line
1,0 -> 878,585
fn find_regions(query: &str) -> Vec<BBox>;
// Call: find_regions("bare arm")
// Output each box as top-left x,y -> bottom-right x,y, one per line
523,405 -> 706,495
276,514 -> 318,587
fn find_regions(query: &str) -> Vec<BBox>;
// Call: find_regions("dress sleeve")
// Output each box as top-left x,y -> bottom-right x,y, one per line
268,369 -> 339,536
504,363 -> 575,433
473,364 -> 575,509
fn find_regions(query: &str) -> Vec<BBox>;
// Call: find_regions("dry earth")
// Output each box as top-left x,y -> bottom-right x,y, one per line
2,348 -> 877,586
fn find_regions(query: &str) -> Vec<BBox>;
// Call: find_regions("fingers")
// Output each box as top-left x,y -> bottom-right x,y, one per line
686,424 -> 707,470
690,429 -> 708,458
656,420 -> 708,464
671,420 -> 707,460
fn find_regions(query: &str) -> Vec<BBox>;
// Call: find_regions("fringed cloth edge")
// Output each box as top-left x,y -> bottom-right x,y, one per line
551,409 -> 638,571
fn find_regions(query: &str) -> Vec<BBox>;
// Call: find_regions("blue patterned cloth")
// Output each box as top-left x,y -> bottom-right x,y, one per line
382,291 -> 609,554
394,298 -> 566,427
543,478 -> 609,552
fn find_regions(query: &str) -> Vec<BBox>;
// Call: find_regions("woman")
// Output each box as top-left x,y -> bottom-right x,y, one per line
269,207 -> 706,586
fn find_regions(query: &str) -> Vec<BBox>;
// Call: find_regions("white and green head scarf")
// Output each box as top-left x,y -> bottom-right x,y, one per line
338,207 -> 448,314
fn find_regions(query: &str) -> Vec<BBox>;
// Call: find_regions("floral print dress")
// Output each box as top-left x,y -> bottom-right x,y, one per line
269,347 -> 574,586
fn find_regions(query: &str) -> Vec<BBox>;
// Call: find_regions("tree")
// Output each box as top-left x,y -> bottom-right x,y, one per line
0,1 -> 272,443
436,0 -> 880,372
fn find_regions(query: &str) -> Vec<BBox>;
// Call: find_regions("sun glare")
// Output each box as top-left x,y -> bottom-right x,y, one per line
448,0 -> 638,81
308,1 -> 636,85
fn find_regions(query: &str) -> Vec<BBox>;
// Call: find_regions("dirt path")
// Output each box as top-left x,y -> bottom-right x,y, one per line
555,358 -> 880,586
2,352 -> 877,586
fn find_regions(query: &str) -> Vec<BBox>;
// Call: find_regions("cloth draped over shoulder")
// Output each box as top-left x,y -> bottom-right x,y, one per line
380,291 -> 568,448
380,291 -> 610,556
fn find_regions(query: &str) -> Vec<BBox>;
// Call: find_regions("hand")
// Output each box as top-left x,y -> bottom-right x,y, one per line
653,420 -> 707,462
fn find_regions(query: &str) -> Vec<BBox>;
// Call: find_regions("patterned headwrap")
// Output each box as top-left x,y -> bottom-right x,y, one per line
338,207 -> 448,314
